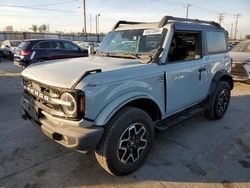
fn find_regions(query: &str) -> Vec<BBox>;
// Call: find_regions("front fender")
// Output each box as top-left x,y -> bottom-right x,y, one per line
94,91 -> 162,126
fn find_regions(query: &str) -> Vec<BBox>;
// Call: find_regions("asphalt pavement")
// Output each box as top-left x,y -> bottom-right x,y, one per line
0,59 -> 250,188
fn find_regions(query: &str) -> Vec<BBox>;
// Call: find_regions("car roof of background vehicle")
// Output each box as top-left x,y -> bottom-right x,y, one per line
22,38 -> 74,43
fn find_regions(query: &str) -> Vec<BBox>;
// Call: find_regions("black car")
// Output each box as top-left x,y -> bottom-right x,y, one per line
14,39 -> 88,67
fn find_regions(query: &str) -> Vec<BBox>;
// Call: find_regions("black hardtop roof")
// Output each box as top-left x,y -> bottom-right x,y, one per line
113,15 -> 225,32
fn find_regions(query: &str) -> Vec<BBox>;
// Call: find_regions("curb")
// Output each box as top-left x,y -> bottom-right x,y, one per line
0,71 -> 21,77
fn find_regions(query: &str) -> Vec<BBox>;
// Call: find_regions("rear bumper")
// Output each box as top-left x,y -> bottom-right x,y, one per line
232,75 -> 250,82
14,60 -> 25,68
20,96 -> 104,153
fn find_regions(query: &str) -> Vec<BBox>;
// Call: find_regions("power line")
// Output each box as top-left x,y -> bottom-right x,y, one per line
0,4 -> 81,13
33,0 -> 79,7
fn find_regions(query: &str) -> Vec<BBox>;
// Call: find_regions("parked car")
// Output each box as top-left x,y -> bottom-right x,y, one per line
14,39 -> 88,67
229,40 -> 250,83
0,40 -> 22,60
21,16 -> 233,176
78,42 -> 100,51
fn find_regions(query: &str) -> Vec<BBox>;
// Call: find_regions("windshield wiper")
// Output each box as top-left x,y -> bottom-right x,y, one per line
104,52 -> 140,59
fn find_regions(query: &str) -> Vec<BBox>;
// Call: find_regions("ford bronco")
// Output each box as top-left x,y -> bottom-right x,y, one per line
21,16 -> 233,176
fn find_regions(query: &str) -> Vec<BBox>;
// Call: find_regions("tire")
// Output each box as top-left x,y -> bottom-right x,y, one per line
9,52 -> 13,61
205,81 -> 231,120
95,107 -> 154,176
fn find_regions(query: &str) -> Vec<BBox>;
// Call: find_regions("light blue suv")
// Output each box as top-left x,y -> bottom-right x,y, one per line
21,16 -> 234,176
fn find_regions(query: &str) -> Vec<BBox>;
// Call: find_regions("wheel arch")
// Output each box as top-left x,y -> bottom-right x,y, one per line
94,93 -> 162,126
208,70 -> 234,97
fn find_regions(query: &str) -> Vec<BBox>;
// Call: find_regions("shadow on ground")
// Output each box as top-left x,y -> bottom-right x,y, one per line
0,78 -> 249,188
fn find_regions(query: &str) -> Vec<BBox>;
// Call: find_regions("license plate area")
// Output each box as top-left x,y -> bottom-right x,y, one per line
23,97 -> 41,122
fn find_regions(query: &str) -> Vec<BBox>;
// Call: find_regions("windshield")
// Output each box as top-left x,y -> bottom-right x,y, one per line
99,28 -> 166,55
231,41 -> 250,53
10,41 -> 22,47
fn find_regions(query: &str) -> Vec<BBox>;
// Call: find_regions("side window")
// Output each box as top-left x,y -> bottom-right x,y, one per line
35,42 -> 51,49
62,42 -> 79,51
168,31 -> 201,62
51,41 -> 63,49
206,31 -> 227,54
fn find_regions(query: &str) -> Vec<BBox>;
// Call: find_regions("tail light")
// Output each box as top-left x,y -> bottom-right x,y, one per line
20,51 -> 32,56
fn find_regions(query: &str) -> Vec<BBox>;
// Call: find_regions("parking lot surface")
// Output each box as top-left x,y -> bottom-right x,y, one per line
0,60 -> 250,188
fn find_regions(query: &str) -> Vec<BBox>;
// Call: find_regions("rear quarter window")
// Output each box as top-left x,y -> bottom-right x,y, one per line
18,41 -> 30,50
205,31 -> 227,54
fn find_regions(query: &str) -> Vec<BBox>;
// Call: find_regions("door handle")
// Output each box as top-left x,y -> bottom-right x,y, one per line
198,67 -> 206,81
198,67 -> 206,72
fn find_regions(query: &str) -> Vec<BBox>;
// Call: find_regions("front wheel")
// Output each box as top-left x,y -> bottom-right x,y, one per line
95,107 -> 154,176
205,81 -> 231,120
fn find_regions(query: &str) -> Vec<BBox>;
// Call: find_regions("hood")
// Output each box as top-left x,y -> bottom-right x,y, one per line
21,56 -> 143,89
229,51 -> 250,63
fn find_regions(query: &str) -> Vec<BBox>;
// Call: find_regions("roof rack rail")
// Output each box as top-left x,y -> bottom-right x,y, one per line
112,21 -> 145,31
158,16 -> 221,28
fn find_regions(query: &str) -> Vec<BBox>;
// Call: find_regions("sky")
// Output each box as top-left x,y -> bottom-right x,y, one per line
0,0 -> 249,39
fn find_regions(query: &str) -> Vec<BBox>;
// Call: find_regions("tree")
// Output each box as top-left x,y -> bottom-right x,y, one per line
29,25 -> 38,32
38,24 -> 49,33
245,35 -> 250,40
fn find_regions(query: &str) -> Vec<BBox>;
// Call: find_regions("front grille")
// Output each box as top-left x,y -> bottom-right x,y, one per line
231,63 -> 249,78
23,79 -> 61,112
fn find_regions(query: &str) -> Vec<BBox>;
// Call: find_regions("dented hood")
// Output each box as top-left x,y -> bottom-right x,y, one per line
21,56 -> 141,88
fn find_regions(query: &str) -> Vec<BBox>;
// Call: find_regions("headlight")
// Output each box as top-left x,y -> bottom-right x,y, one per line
60,92 -> 77,116
244,62 -> 250,73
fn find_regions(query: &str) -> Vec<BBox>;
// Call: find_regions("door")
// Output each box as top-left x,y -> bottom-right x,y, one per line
165,31 -> 210,115
2,41 -> 10,56
62,41 -> 85,58
32,41 -> 52,62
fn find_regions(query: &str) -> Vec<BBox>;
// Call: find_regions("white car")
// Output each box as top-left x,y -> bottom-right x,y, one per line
78,42 -> 100,51
1,40 -> 22,60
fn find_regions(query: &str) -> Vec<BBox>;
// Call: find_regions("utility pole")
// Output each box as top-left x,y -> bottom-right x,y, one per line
230,23 -> 234,40
234,14 -> 241,40
96,14 -> 100,42
218,13 -> 225,25
83,0 -> 87,35
89,13 -> 92,34
185,4 -> 192,19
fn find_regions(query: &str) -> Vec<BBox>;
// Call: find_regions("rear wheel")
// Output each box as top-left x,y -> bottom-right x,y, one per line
9,52 -> 13,61
95,107 -> 154,176
205,81 -> 231,120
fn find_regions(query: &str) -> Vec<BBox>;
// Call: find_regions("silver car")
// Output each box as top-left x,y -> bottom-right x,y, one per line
230,40 -> 250,82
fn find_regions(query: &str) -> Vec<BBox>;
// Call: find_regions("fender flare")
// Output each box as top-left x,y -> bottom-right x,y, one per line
208,70 -> 234,97
94,91 -> 162,126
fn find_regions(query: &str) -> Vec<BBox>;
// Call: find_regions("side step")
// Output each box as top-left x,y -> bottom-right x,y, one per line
155,104 -> 209,131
